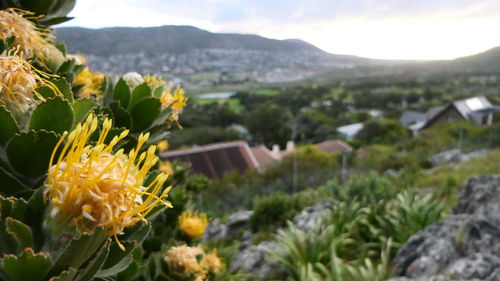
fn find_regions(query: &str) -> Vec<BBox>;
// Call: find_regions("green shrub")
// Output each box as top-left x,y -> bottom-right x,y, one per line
249,192 -> 315,232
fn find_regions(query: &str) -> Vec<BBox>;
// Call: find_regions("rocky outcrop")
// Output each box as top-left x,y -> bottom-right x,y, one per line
230,241 -> 287,280
293,200 -> 332,231
229,200 -> 333,280
429,149 -> 488,167
203,210 -> 253,241
390,175 -> 500,281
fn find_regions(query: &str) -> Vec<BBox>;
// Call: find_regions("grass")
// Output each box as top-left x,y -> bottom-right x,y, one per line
416,149 -> 500,206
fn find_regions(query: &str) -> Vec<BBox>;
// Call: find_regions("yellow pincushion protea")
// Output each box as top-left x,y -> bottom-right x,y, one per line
160,84 -> 187,111
144,74 -> 166,89
165,245 -> 206,276
178,210 -> 208,239
44,114 -> 172,250
159,160 -> 173,175
0,51 -> 60,111
0,9 -> 64,68
157,140 -> 169,151
200,251 -> 224,274
74,67 -> 105,98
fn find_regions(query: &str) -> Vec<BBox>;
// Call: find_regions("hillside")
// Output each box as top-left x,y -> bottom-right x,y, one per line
55,25 -> 330,55
54,25 -> 372,87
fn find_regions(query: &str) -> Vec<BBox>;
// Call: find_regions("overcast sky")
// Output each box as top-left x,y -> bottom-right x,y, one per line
61,0 -> 500,60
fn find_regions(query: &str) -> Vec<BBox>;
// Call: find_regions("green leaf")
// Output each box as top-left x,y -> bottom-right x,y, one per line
56,59 -> 75,76
29,97 -> 74,135
128,83 -> 152,110
96,241 -> 135,278
53,78 -> 74,103
0,166 -> 26,196
0,106 -> 20,145
50,228 -> 107,277
76,240 -> 110,281
72,99 -> 95,127
6,130 -> 59,179
6,217 -> 34,252
113,79 -> 131,108
0,248 -> 52,281
50,267 -> 78,281
110,102 -> 132,129
130,97 -> 161,132
47,0 -> 76,19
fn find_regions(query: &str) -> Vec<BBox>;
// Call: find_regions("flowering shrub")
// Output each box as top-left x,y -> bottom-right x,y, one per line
0,4 -> 213,281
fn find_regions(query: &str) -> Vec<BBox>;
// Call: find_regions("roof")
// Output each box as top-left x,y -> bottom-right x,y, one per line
399,111 -> 427,127
161,141 -> 259,179
314,140 -> 352,154
337,123 -> 364,139
251,146 -> 281,168
452,96 -> 494,122
422,96 -> 497,129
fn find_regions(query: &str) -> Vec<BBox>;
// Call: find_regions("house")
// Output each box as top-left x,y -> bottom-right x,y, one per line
337,123 -> 364,140
399,111 -> 427,127
251,145 -> 281,168
314,140 -> 353,154
278,139 -> 352,158
399,111 -> 428,133
162,139 -> 352,178
160,141 -> 259,179
421,96 -> 498,130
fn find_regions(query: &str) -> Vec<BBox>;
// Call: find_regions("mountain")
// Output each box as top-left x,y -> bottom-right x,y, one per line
54,25 -> 372,87
447,47 -> 500,73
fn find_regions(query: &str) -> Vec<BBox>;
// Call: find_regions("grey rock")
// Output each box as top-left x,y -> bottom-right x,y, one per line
293,200 -> 332,231
226,210 -> 253,237
430,149 -> 463,166
203,210 -> 253,242
392,175 -> 500,281
230,241 -> 286,280
429,149 -> 489,167
203,218 -> 227,241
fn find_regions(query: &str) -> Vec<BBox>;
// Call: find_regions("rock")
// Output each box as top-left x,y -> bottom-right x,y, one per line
429,149 -> 489,167
226,210 -> 253,237
430,149 -> 463,166
230,241 -> 287,280
453,174 -> 500,223
203,218 -> 227,241
203,210 -> 253,242
391,175 -> 500,281
292,200 -> 332,231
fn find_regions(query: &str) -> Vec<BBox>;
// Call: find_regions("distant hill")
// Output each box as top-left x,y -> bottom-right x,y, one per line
54,26 -> 500,87
447,47 -> 500,73
54,25 -> 375,87
55,25 -> 330,56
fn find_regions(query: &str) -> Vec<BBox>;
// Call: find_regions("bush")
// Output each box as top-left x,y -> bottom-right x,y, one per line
249,192 -> 316,232
356,118 -> 410,145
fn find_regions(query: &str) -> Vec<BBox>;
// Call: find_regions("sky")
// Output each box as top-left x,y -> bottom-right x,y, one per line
61,0 -> 500,60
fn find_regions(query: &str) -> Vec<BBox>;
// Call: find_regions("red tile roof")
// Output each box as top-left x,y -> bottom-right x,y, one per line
314,140 -> 352,154
251,146 -> 281,168
160,141 -> 259,179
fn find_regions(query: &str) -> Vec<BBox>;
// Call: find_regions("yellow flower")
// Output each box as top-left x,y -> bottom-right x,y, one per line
0,9 -> 64,68
178,210 -> 208,239
160,84 -> 187,111
74,67 -> 105,98
166,245 -> 206,276
200,251 -> 224,274
144,74 -> 166,89
159,161 -> 173,175
157,140 -> 169,151
44,114 -> 172,250
171,85 -> 187,111
0,51 -> 60,111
